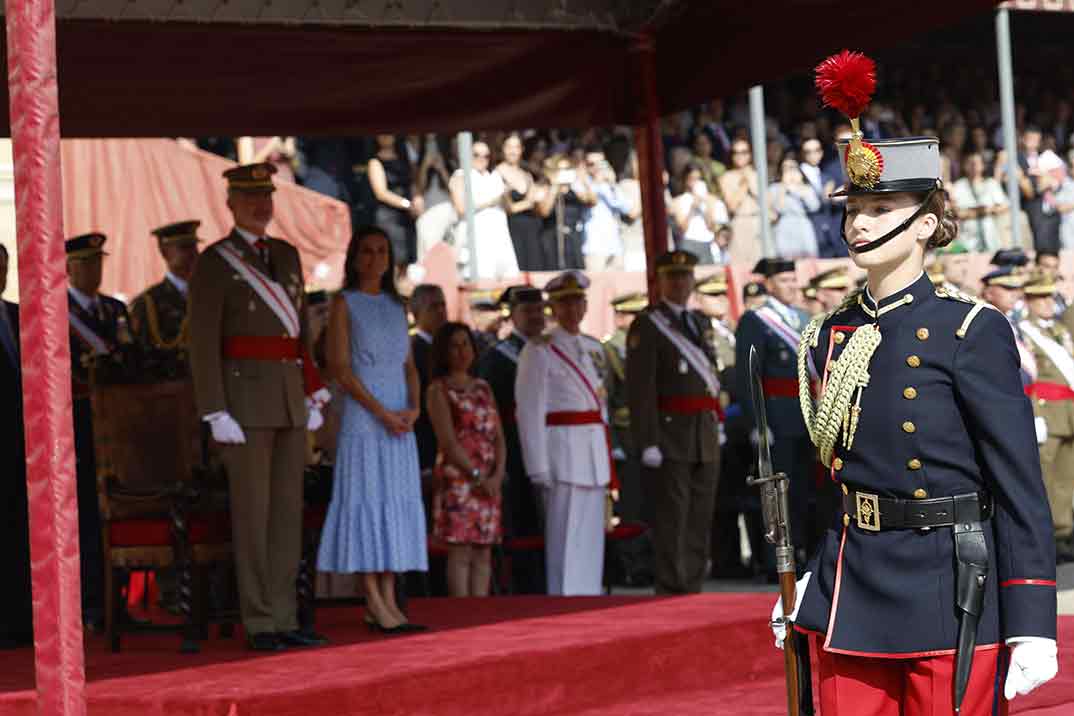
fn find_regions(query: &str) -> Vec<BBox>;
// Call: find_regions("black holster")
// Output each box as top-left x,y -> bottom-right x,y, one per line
952,510 -> 991,712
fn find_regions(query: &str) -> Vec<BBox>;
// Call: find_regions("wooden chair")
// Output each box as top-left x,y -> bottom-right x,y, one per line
91,379 -> 234,652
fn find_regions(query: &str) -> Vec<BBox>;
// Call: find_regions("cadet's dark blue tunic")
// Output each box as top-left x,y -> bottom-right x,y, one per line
796,272 -> 1057,657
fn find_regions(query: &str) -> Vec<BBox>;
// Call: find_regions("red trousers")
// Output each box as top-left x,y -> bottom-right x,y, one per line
816,642 -> 1009,716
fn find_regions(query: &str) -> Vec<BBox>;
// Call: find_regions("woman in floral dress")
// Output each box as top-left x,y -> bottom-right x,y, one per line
426,322 -> 506,596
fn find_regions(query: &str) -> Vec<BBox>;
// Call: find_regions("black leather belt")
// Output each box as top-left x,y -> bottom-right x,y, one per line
843,489 -> 992,532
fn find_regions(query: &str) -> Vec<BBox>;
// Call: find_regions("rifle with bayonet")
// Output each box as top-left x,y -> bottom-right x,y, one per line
745,346 -> 813,716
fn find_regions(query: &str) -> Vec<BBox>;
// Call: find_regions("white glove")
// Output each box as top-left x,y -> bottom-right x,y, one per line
307,406 -> 324,432
1004,637 -> 1058,701
750,427 -> 775,448
611,446 -> 627,462
771,572 -> 811,650
205,412 -> 246,445
1035,416 -> 1048,445
718,423 -> 727,446
641,445 -> 663,469
309,387 -> 332,407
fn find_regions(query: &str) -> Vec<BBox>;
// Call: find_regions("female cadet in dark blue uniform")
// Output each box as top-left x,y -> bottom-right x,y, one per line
770,52 -> 1058,715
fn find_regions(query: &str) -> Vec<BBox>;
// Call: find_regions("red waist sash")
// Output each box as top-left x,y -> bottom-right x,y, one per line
222,335 -> 302,360
657,395 -> 725,422
546,410 -> 603,426
222,335 -> 325,397
762,377 -> 800,398
1025,381 -> 1074,401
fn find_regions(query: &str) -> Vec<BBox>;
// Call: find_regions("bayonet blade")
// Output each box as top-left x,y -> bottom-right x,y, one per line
748,345 -> 775,480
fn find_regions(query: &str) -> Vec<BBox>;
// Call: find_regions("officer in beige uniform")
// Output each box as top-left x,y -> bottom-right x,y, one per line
1019,272 -> 1074,561
809,266 -> 852,313
627,250 -> 722,594
188,163 -> 330,651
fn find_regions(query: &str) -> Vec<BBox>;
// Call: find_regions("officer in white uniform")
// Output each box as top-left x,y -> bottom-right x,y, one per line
516,270 -> 611,595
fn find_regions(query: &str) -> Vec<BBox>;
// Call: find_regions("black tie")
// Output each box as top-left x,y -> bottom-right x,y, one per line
681,311 -> 697,342
255,239 -> 274,279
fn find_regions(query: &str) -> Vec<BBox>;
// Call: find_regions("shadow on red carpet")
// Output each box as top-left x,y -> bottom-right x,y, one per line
0,594 -> 1070,715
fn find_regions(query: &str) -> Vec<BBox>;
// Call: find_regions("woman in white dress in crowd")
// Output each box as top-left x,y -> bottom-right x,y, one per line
450,140 -> 520,280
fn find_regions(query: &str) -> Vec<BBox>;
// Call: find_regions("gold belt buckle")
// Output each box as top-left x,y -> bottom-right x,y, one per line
856,492 -> 881,532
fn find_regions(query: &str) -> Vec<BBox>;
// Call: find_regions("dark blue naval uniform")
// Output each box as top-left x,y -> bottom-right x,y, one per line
735,298 -> 817,552
796,273 -> 1057,656
68,291 -> 131,623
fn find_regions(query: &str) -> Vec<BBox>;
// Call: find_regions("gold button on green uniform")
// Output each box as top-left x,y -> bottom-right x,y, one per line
902,421 -> 916,433
906,355 -> 921,368
907,458 -> 922,470
903,387 -> 917,400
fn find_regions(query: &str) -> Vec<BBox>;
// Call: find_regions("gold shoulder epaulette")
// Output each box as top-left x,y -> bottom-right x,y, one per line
934,285 -> 976,305
935,286 -> 997,338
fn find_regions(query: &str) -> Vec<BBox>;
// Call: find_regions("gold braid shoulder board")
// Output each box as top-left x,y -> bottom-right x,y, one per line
934,285 -> 997,339
797,289 -> 883,467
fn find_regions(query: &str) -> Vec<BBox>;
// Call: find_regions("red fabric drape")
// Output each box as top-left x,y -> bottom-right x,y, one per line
5,0 -> 88,713
59,139 -> 352,299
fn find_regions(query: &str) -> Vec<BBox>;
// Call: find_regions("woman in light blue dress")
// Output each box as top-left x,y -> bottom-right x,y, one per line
318,225 -> 427,633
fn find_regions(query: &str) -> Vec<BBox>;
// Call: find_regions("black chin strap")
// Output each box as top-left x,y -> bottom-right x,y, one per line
841,187 -> 938,254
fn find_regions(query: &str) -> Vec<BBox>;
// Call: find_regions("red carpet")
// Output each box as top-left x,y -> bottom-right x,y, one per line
0,594 -> 1071,715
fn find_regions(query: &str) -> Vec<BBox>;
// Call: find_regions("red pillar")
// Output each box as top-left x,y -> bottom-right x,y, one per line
632,34 -> 668,303
5,0 -> 88,713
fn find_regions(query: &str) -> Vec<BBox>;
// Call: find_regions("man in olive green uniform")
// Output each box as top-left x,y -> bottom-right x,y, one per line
627,250 -> 721,594
1019,273 -> 1074,562
129,220 -> 202,376
809,265 -> 852,314
188,163 -> 329,651
601,292 -> 653,587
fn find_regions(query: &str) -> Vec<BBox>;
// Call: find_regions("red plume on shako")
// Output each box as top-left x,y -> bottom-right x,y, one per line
815,50 -> 882,189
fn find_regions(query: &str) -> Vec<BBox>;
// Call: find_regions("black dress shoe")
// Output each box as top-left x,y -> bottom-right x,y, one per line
277,629 -> 329,648
398,622 -> 428,633
247,632 -> 285,652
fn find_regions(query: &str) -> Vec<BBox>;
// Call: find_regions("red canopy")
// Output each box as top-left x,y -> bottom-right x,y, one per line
0,1 -> 1000,136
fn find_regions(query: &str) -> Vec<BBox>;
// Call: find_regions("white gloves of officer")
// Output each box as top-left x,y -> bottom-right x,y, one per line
205,411 -> 246,445
1035,417 -> 1048,445
307,387 -> 332,432
641,446 -> 663,469
770,572 -> 811,649
1005,637 -> 1058,701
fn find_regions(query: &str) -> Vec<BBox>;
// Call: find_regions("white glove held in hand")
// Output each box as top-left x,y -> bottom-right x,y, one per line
641,446 -> 664,469
1035,416 -> 1048,445
770,572 -> 811,650
206,412 -> 246,445
1004,637 -> 1058,701
307,406 -> 324,432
